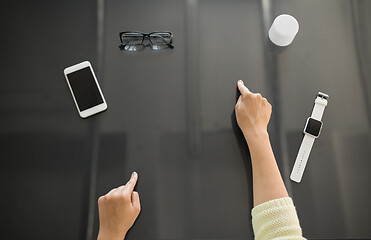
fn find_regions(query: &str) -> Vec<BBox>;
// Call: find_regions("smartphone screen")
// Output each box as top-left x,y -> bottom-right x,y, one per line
66,67 -> 104,111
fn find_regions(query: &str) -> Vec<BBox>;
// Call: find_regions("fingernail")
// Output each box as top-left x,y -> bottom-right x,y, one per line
238,80 -> 242,83
132,171 -> 137,177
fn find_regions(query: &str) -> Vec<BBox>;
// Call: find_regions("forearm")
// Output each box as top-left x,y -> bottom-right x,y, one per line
245,131 -> 288,207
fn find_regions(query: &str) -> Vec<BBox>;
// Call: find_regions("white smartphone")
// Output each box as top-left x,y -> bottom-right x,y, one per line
64,61 -> 107,118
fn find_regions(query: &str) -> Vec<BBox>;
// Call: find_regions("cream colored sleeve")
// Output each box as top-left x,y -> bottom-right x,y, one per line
251,197 -> 306,240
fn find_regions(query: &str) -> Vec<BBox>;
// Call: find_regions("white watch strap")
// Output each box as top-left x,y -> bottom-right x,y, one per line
311,96 -> 327,120
290,135 -> 315,183
290,92 -> 328,183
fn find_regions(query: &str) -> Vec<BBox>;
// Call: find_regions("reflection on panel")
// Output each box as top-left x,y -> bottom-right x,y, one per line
332,131 -> 371,238
155,130 -> 253,239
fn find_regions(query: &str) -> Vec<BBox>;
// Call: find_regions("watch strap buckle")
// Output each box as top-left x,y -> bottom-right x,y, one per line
317,92 -> 329,100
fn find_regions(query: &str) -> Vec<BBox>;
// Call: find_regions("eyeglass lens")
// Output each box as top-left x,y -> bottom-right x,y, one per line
149,32 -> 171,45
122,32 -> 144,45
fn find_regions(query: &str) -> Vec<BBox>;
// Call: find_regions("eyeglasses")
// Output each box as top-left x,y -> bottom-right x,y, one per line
119,31 -> 174,51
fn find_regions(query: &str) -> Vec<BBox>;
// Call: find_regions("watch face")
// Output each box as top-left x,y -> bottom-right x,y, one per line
304,118 -> 322,137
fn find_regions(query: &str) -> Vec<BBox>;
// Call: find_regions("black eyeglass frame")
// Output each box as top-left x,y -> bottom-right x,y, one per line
119,31 -> 174,49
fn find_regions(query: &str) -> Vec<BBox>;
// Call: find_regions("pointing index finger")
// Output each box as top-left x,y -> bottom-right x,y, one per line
124,172 -> 138,194
237,80 -> 250,96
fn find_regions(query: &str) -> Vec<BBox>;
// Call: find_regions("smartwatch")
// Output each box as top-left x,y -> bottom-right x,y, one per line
290,92 -> 329,183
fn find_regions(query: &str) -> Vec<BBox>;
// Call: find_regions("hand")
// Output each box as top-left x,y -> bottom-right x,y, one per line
235,80 -> 272,143
97,172 -> 141,240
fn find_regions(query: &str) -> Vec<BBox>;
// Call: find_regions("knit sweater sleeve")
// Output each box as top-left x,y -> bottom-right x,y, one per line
251,197 -> 306,240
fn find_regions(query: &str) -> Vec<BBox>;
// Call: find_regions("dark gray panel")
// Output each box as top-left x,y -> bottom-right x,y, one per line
0,0 -> 97,239
332,131 -> 371,238
0,134 -> 87,239
153,130 -> 253,240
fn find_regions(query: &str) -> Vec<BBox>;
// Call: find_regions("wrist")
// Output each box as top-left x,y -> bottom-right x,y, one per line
242,129 -> 269,145
98,230 -> 126,240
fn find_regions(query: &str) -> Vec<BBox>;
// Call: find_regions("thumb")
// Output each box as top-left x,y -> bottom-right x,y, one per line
131,191 -> 141,212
